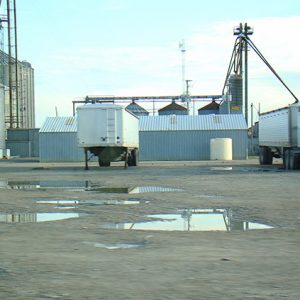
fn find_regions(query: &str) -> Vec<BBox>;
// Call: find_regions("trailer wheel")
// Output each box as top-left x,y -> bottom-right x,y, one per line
283,149 -> 290,170
98,158 -> 111,167
127,154 -> 133,167
287,151 -> 300,170
293,154 -> 300,170
259,147 -> 273,165
131,149 -> 139,167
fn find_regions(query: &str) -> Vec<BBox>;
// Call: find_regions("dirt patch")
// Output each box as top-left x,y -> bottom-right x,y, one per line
0,159 -> 300,299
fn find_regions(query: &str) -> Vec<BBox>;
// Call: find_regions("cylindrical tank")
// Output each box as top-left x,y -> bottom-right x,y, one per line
210,138 -> 232,160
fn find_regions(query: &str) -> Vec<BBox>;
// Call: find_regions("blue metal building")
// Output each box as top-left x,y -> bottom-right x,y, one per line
39,114 -> 248,162
139,114 -> 248,160
39,117 -> 84,162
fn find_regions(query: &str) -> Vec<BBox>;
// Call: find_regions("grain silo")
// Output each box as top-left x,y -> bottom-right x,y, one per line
198,100 -> 220,115
158,99 -> 187,116
219,74 -> 243,114
0,50 -> 35,128
126,100 -> 149,117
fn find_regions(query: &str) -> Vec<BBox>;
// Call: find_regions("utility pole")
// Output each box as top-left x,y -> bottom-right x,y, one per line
185,79 -> 192,115
6,0 -> 18,128
251,102 -> 254,155
244,23 -> 253,127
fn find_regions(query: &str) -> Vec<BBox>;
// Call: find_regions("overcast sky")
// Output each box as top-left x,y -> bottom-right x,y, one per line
2,0 -> 300,126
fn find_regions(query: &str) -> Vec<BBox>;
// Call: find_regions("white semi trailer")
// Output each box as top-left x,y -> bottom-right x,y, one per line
77,104 -> 139,169
259,103 -> 300,169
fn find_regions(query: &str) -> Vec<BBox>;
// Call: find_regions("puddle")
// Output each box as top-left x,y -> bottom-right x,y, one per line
81,199 -> 149,205
83,241 -> 144,250
100,208 -> 273,232
90,186 -> 183,194
90,187 -> 133,193
196,194 -> 224,199
34,199 -> 148,206
0,212 -> 80,223
34,200 -> 80,205
0,181 -> 183,194
0,180 -> 91,190
210,167 -> 233,171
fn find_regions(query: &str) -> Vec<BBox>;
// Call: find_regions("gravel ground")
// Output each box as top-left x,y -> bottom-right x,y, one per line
0,158 -> 300,299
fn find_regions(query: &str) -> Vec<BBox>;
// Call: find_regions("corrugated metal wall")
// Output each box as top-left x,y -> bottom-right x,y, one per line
139,130 -> 247,160
39,132 -> 84,162
259,108 -> 290,147
6,128 -> 39,157
39,130 -> 247,162
39,115 -> 248,162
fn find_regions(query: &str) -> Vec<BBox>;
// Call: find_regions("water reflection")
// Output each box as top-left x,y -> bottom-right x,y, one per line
83,241 -> 144,250
0,180 -> 182,194
0,212 -> 80,223
34,199 -> 148,206
90,186 -> 183,194
210,167 -> 233,171
101,208 -> 273,232
0,180 -> 91,190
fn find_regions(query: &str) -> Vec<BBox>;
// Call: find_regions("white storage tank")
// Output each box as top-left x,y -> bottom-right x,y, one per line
210,138 -> 232,160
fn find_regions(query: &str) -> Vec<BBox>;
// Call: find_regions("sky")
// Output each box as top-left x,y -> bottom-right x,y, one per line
2,0 -> 300,126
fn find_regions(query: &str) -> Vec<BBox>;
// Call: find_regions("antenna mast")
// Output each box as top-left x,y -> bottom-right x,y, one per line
179,39 -> 186,95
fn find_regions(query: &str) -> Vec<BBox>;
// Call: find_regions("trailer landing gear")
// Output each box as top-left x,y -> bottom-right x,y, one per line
84,149 -> 89,170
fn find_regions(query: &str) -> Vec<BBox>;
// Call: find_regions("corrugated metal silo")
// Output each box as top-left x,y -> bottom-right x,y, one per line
126,100 -> 149,117
198,100 -> 220,115
220,74 -> 243,114
158,100 -> 187,116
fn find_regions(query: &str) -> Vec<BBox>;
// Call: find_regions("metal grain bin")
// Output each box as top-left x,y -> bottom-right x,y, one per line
158,100 -> 187,116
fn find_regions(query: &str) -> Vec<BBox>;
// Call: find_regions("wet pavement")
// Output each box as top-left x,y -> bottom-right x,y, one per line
0,212 -> 80,223
0,159 -> 299,299
100,208 -> 273,231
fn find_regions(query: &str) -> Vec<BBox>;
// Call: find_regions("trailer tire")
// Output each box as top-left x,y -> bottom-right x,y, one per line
283,149 -> 290,170
131,149 -> 139,167
284,150 -> 300,170
98,158 -> 111,167
127,154 -> 133,167
259,147 -> 273,165
294,154 -> 300,170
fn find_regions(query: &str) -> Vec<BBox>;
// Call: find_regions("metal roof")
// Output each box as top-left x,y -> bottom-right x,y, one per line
40,114 -> 247,133
198,100 -> 220,111
126,102 -> 149,115
76,104 -> 123,110
159,101 -> 187,112
139,114 -> 247,131
39,117 -> 77,133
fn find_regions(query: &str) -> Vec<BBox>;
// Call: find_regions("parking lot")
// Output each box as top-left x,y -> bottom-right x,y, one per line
0,158 -> 300,299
